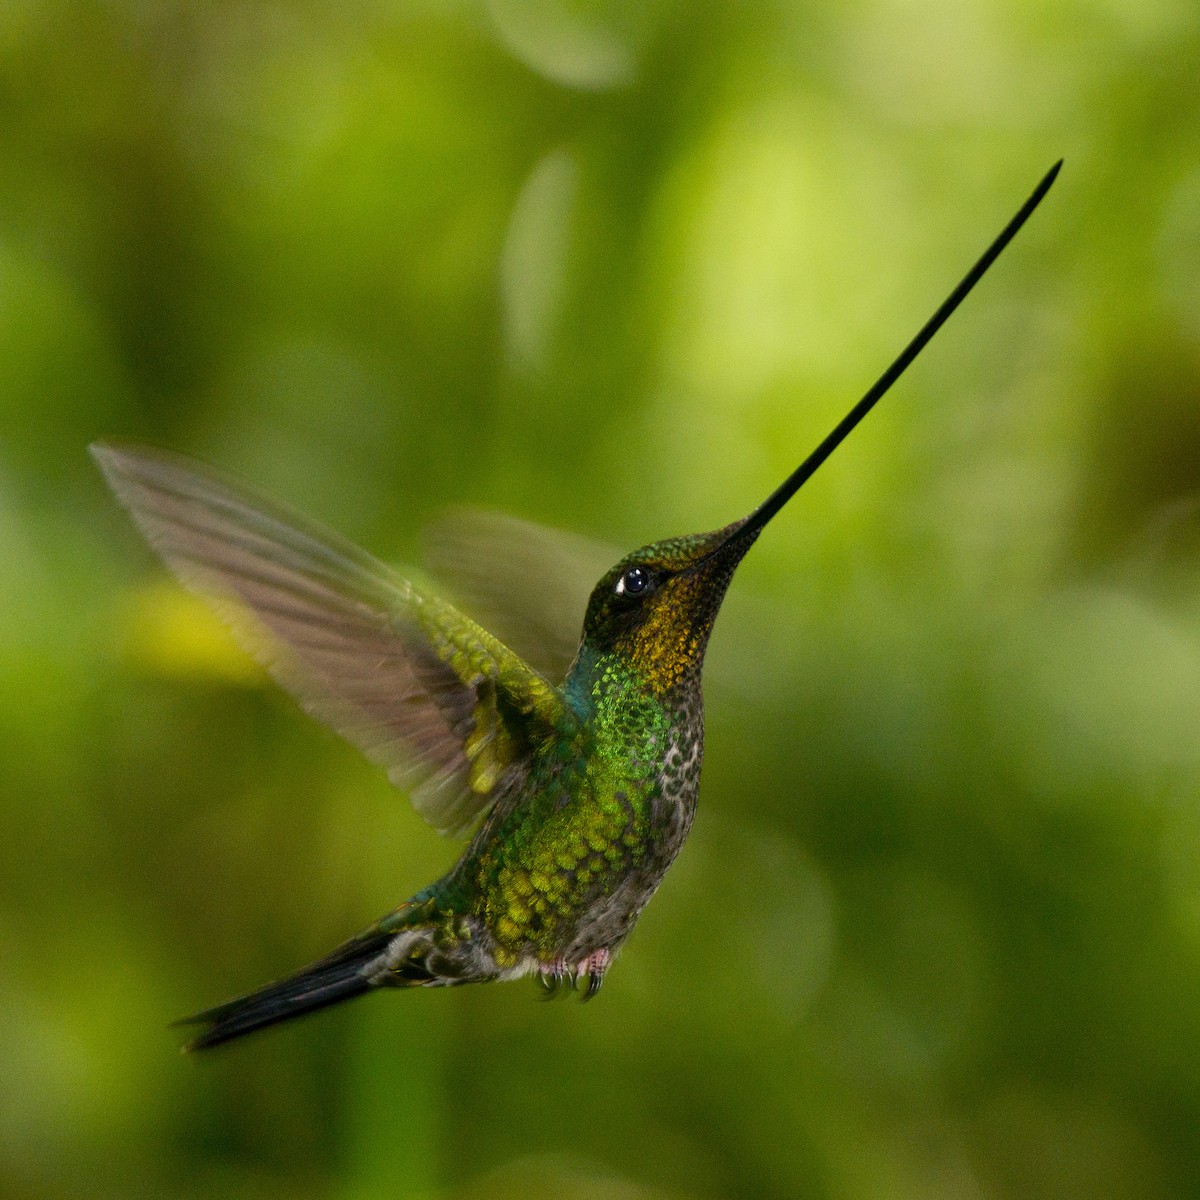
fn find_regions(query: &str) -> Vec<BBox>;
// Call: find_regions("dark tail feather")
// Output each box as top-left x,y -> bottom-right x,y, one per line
177,928 -> 393,1051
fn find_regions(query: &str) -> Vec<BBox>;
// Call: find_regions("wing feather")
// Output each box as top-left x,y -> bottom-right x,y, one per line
423,508 -> 618,681
92,443 -> 572,836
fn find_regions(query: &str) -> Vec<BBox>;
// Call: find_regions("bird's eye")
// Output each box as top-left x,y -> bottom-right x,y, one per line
616,566 -> 650,598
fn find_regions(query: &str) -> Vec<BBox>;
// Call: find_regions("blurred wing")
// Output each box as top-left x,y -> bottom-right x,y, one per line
92,444 -> 572,837
423,508 -> 621,682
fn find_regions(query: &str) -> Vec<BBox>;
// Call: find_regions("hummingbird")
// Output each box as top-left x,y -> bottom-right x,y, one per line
94,162 -> 1059,1050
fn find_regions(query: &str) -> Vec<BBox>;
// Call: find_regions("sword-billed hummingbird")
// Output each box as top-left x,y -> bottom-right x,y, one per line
94,162 -> 1059,1049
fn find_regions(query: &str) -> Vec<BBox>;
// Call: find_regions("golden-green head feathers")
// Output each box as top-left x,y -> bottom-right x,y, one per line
574,520 -> 757,695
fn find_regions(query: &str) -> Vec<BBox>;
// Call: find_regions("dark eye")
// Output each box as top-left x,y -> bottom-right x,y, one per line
616,565 -> 650,598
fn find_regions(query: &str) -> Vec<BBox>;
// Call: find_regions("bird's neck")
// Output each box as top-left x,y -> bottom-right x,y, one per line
564,642 -> 700,726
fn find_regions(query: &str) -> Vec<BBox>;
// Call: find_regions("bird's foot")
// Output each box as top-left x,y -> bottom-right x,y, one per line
578,949 -> 610,1000
536,959 -> 575,999
535,949 -> 610,1000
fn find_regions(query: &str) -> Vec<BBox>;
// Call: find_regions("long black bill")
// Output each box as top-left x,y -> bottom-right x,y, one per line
722,159 -> 1061,551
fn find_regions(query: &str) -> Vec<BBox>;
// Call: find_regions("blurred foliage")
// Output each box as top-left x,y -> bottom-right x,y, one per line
2,1 -> 1200,1197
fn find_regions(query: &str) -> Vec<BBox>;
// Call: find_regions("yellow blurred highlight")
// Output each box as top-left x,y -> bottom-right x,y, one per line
116,579 -> 265,686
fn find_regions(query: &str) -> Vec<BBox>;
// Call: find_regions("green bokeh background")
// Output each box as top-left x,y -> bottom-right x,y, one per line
4,2 -> 1200,1197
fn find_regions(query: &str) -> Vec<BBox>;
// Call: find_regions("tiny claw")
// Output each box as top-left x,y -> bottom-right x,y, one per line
578,949 -> 610,1002
536,959 -> 574,1000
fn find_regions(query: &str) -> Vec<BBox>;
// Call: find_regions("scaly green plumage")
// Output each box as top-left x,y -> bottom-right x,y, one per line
93,162 -> 1059,1048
